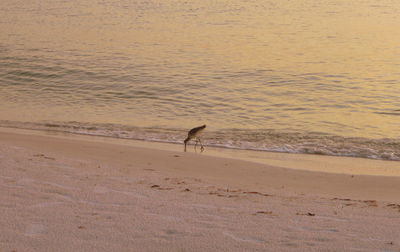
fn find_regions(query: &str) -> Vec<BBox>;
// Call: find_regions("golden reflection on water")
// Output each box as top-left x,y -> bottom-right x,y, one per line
0,0 -> 399,138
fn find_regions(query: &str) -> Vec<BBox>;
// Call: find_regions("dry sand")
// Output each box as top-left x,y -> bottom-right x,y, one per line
0,127 -> 399,251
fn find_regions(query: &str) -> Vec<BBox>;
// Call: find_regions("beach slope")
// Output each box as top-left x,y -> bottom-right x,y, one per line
1,128 -> 399,251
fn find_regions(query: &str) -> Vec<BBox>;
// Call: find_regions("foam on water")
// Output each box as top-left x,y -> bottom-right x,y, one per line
1,120 -> 399,161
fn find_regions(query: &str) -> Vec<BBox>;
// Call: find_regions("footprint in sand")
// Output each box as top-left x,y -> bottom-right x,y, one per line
164,177 -> 187,185
208,191 -> 239,198
33,154 -> 55,160
253,211 -> 274,216
333,198 -> 379,207
387,203 -> 400,212
363,200 -> 378,207
151,184 -> 173,190
243,191 -> 271,197
296,212 -> 316,216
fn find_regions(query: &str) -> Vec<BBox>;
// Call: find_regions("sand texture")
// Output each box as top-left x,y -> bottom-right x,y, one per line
1,128 -> 400,251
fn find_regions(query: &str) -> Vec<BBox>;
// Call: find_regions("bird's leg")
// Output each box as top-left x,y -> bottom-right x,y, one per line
194,138 -> 199,152
198,138 -> 204,153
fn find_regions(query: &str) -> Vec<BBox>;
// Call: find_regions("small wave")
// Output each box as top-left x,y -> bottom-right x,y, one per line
375,112 -> 400,116
0,120 -> 399,161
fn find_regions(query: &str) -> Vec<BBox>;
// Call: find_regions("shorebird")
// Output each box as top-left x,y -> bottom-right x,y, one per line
184,124 -> 206,152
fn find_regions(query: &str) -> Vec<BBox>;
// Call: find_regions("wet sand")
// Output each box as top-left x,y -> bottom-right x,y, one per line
1,128 -> 399,251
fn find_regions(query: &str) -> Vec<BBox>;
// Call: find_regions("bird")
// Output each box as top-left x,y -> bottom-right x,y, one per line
184,124 -> 206,152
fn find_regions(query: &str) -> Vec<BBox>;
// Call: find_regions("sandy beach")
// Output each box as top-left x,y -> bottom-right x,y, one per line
2,0 -> 400,251
1,127 -> 399,251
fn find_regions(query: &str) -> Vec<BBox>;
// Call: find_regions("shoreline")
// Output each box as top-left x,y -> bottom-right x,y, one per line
1,126 -> 400,200
1,120 -> 399,163
1,126 -> 399,177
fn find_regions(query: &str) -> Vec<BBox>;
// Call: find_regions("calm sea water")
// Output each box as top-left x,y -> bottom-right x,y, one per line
1,0 -> 399,160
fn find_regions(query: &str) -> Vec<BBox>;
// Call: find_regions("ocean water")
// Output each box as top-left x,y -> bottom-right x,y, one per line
1,0 -> 399,160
